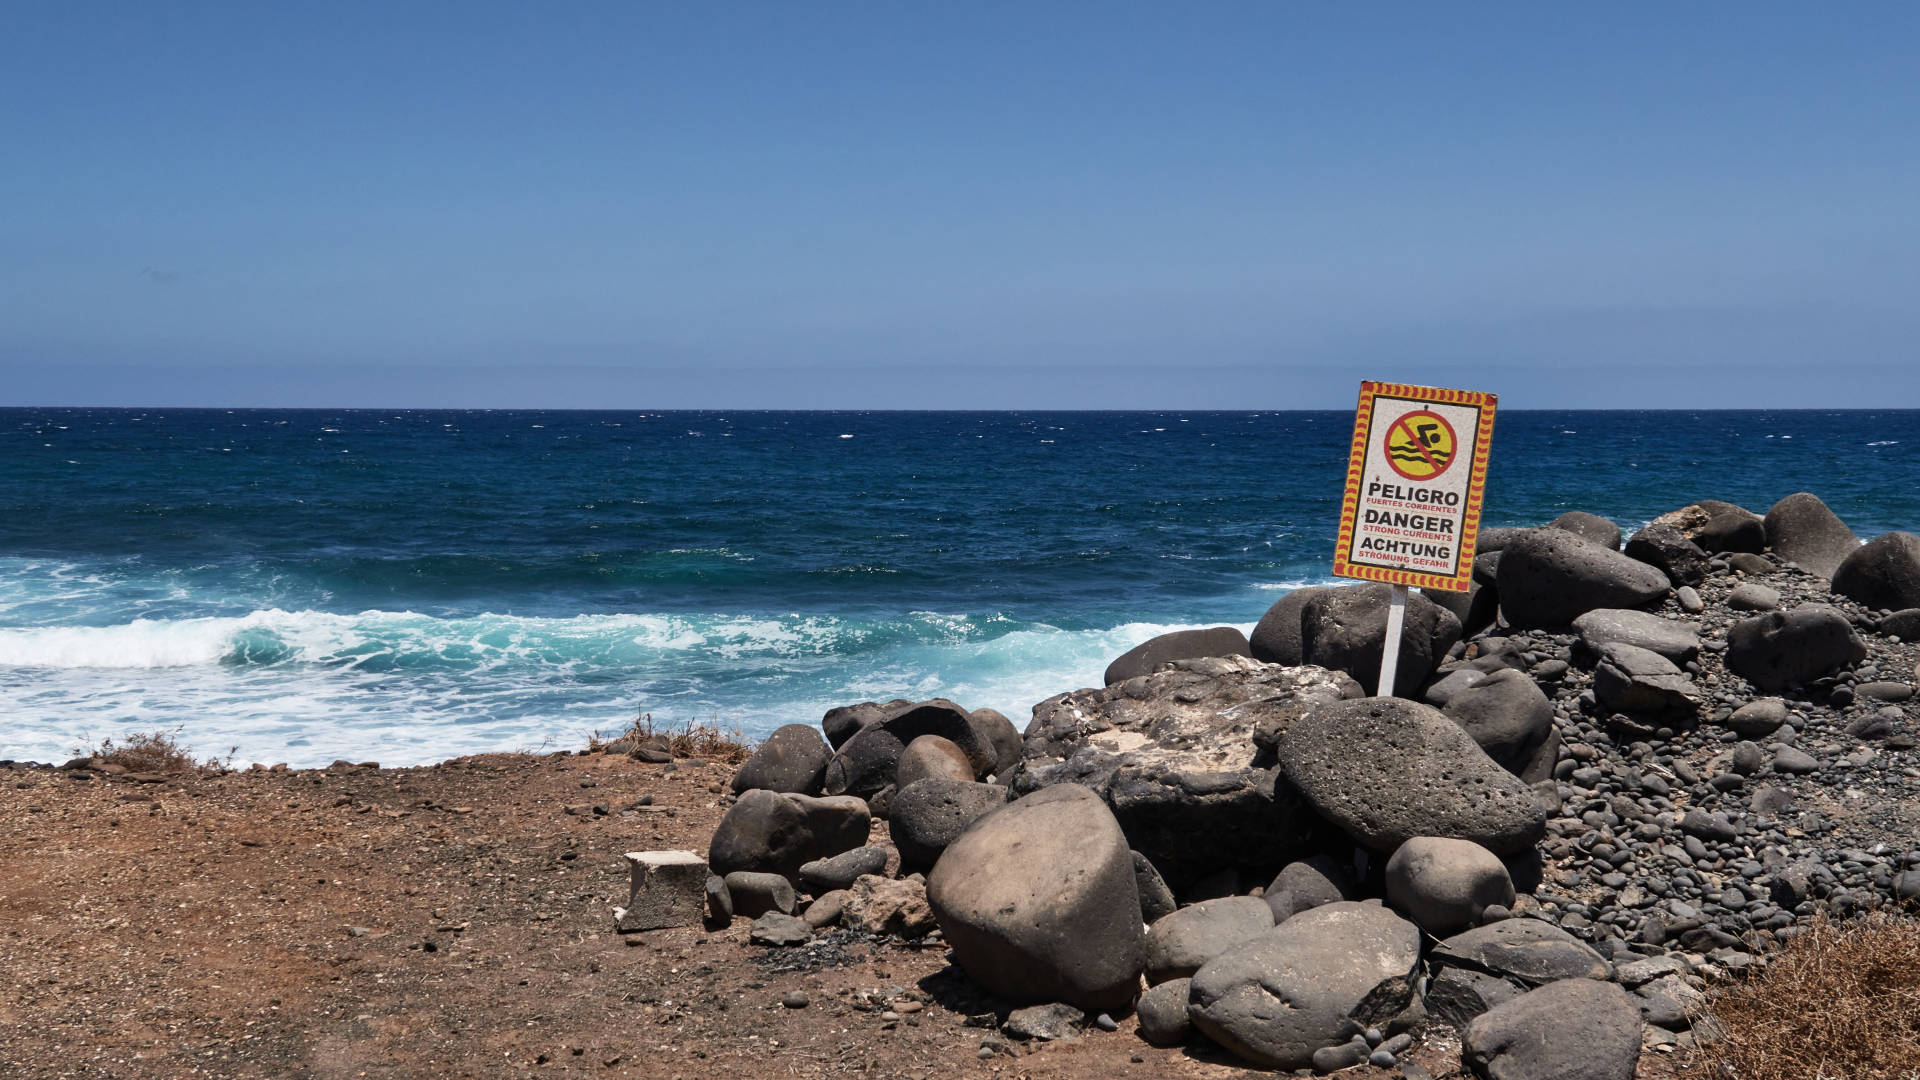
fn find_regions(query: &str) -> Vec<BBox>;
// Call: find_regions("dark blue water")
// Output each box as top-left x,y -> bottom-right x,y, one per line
3,408 -> 1915,765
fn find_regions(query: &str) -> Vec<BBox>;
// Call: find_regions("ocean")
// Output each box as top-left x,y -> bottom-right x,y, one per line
3,407 -> 1916,768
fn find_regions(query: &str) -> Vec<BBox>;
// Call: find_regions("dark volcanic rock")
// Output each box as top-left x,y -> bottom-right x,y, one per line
1725,605 -> 1868,691
1295,584 -> 1462,697
966,708 -> 1024,780
708,790 -> 872,880
1422,580 -> 1499,638
887,778 -> 1009,872
1277,697 -> 1547,855
1384,836 -> 1515,938
1496,528 -> 1670,628
1132,851 -> 1177,924
893,735 -> 973,789
824,699 -> 993,797
926,784 -> 1145,1013
1439,669 -> 1557,781
730,723 -> 832,795
1764,492 -> 1860,578
1462,979 -> 1642,1080
1010,657 -> 1361,881
1624,523 -> 1709,586
1572,609 -> 1700,665
1832,531 -> 1920,611
1103,626 -> 1252,686
821,701 -> 892,750
1546,511 -> 1622,550
1265,854 -> 1360,923
1431,919 -> 1612,987
1188,902 -> 1421,1070
1592,642 -> 1701,719
798,846 -> 889,893
1248,586 -> 1324,665
1143,895 -> 1274,984
1134,977 -> 1193,1047
1653,500 -> 1766,554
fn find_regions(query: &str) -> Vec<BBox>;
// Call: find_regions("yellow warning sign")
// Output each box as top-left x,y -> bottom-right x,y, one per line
1333,381 -> 1497,592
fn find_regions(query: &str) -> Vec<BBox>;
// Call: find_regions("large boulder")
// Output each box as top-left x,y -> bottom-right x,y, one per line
1461,978 -> 1642,1080
1277,697 -> 1547,855
1296,584 -> 1462,696
824,699 -> 993,797
1623,523 -> 1709,586
1592,642 -> 1701,719
926,784 -> 1145,1012
1430,919 -> 1612,987
1571,609 -> 1700,665
966,708 -> 1024,780
1248,586 -> 1325,665
1495,529 -> 1670,629
1143,895 -> 1274,985
1104,626 -> 1252,686
820,701 -> 895,750
1438,668 -> 1557,781
893,735 -> 973,788
1265,854 -> 1360,923
1187,902 -> 1422,1070
1009,657 -> 1361,882
1421,580 -> 1499,638
887,778 -> 1009,872
1545,511 -> 1621,550
1832,532 -> 1920,611
708,790 -> 871,881
1385,837 -> 1515,937
729,724 -> 832,795
1725,605 -> 1868,691
1652,500 -> 1766,554
1764,493 -> 1860,578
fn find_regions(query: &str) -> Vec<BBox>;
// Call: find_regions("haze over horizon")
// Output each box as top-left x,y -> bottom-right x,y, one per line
5,4 -> 1916,409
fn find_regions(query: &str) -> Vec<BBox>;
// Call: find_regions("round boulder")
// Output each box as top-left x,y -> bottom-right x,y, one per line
967,708 -> 1024,780
825,699 -> 994,797
821,701 -> 893,750
1294,584 -> 1462,697
1764,493 -> 1860,579
1134,977 -> 1192,1047
1546,510 -> 1621,550
1143,895 -> 1274,985
1725,605 -> 1868,691
1832,531 -> 1920,612
729,724 -> 832,795
1248,586 -> 1327,665
926,784 -> 1145,1012
894,735 -> 973,789
1384,837 -> 1515,937
1104,626 -> 1252,686
1277,697 -> 1547,855
1439,668 -> 1556,781
1623,523 -> 1709,586
1496,528 -> 1670,629
1462,978 -> 1642,1080
1264,854 -> 1359,923
887,777 -> 1009,871
708,790 -> 872,880
1187,902 -> 1422,1070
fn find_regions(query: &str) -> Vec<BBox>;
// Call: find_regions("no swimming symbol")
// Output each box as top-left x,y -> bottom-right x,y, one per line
1383,410 -> 1458,482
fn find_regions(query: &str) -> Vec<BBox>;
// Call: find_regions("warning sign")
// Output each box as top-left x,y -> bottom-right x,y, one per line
1333,381 -> 1496,592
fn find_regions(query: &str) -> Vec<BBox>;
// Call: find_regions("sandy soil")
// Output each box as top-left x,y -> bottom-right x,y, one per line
0,752 -> 1702,1080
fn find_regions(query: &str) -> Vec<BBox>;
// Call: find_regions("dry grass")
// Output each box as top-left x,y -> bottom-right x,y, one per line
588,711 -> 754,765
82,728 -> 228,775
1704,912 -> 1920,1080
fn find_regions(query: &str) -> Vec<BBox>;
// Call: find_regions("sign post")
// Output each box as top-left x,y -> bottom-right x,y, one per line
1332,381 -> 1497,696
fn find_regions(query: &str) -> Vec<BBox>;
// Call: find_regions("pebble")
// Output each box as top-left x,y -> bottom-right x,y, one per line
782,990 -> 810,1009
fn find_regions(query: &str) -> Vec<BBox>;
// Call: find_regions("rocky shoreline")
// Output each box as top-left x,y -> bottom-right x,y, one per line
660,491 -> 1920,1078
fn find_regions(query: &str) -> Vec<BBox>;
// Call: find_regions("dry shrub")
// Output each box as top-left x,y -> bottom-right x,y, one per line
593,712 -> 754,764
1705,911 -> 1920,1080
88,729 -> 218,774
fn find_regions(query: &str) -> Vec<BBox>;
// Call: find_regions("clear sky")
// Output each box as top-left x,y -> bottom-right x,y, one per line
3,3 -> 1916,408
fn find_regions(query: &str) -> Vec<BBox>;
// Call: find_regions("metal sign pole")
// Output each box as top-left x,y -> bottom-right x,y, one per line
1377,583 -> 1407,697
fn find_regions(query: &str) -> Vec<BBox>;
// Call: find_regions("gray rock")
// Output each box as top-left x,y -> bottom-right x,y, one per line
1623,524 -> 1709,587
825,699 -> 994,796
1635,973 -> 1704,1029
1496,528 -> 1670,628
1592,642 -> 1701,718
1880,608 -> 1920,641
1295,583 -> 1463,697
1679,809 -> 1740,842
1546,511 -> 1622,550
1439,669 -> 1557,782
1726,582 -> 1782,611
842,873 -> 936,938
802,889 -> 846,928
1653,500 -> 1766,555
1723,697 -> 1790,738
1572,609 -> 1700,665
1010,658 -> 1361,881
748,911 -> 812,946
1104,626 -> 1252,685
1421,580 -> 1500,638
1134,977 -> 1192,1047
1133,851 -> 1177,924
1003,1002 -> 1086,1041
1729,552 -> 1775,575
1248,586 -> 1325,665
798,845 -> 889,893
705,873 -> 733,924
1384,837 -> 1515,938
1765,493 -> 1860,579
1278,697 -> 1547,855
1431,919 -> 1612,987
730,724 -> 832,795
709,790 -> 872,880
1143,895 -> 1275,984
1428,966 -> 1527,1030
1725,605 -> 1867,691
1265,854 -> 1360,923
613,850 -> 709,932
927,784 -> 1145,1012
967,708 -> 1024,780
888,778 -> 1009,871
1462,978 -> 1642,1080
1771,746 -> 1821,774
893,734 -> 974,789
1187,902 -> 1422,1070
821,701 -> 892,750
723,871 -> 797,918
1833,531 -> 1920,611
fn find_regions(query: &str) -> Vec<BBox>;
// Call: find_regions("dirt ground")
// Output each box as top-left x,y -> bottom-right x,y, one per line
0,752 -> 1705,1080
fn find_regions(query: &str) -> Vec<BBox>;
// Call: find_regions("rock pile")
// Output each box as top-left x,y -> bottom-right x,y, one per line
635,491 -> 1920,1078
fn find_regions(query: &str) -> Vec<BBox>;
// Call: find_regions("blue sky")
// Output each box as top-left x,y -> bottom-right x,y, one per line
3,3 -> 1916,407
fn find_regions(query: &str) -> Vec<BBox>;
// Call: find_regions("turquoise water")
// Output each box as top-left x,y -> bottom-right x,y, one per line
3,408 -> 1916,766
